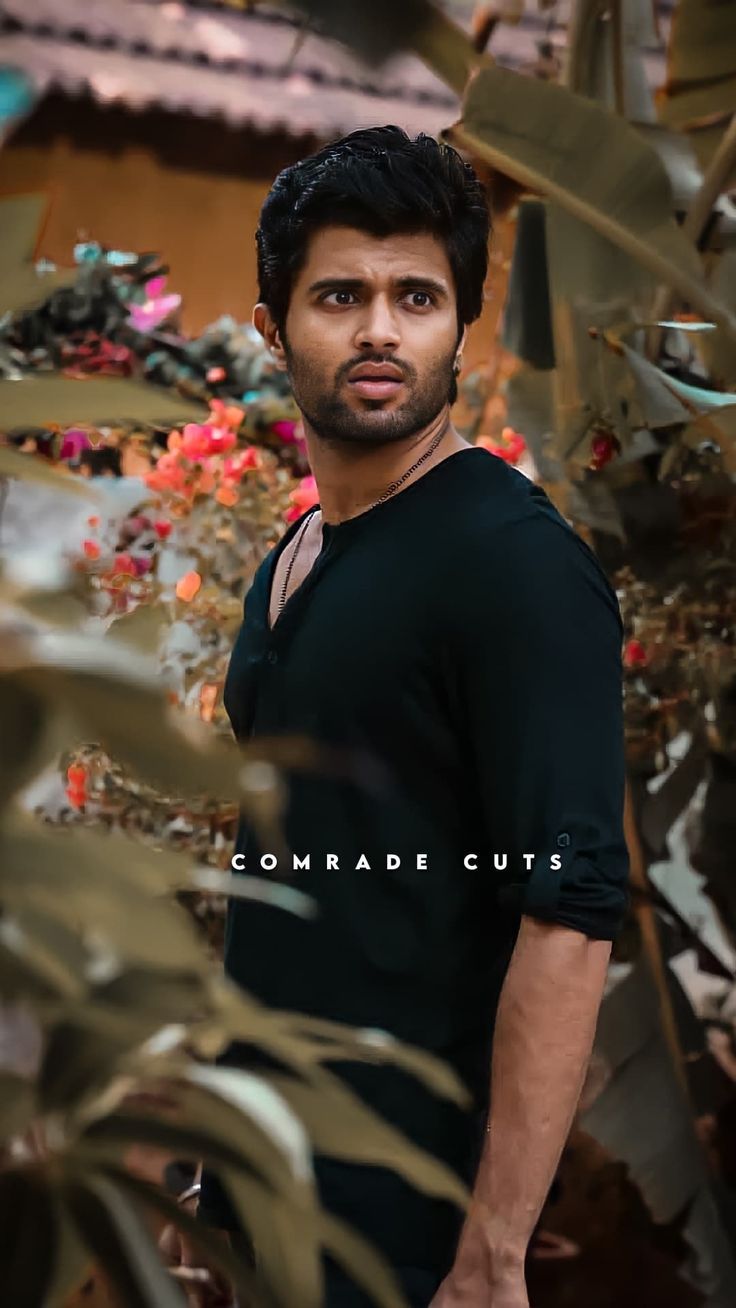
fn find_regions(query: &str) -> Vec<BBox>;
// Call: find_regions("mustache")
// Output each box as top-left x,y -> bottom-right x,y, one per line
335,354 -> 417,385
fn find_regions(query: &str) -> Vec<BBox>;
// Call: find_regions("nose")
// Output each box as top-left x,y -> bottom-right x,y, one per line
353,293 -> 401,353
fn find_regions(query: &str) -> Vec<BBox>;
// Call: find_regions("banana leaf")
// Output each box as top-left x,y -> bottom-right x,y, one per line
448,65 -> 736,345
278,0 -> 484,90
660,0 -> 736,128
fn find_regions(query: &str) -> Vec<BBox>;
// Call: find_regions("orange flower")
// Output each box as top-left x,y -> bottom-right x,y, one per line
199,682 -> 218,722
176,570 -> 201,602
216,485 -> 238,507
83,539 -> 100,560
210,399 -> 245,430
285,474 -> 318,522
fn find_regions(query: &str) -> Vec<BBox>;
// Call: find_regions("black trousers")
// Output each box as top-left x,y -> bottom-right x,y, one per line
231,1237 -> 443,1308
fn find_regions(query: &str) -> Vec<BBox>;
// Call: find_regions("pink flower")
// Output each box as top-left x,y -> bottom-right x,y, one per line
181,423 -> 215,460
207,429 -> 236,455
127,291 -> 182,334
59,428 -> 93,460
272,419 -> 297,443
223,447 -> 260,480
285,474 -> 318,522
144,275 -> 167,299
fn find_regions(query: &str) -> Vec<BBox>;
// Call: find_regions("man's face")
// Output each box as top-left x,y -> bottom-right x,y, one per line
273,226 -> 462,447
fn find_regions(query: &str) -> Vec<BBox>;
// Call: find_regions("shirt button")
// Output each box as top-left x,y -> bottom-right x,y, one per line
266,650 -> 278,665
556,831 -> 571,848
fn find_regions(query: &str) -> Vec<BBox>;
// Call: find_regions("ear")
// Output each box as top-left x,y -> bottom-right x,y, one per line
456,325 -> 468,361
253,303 -> 288,370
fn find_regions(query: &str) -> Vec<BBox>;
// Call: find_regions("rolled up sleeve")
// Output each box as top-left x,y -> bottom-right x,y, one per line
452,504 -> 630,941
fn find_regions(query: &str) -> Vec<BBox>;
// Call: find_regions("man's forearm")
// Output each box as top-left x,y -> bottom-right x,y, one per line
469,916 -> 612,1267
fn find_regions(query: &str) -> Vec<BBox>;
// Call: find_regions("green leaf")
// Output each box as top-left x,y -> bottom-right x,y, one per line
408,3 -> 490,97
503,367 -> 562,481
218,1161 -> 411,1308
63,1170 -> 186,1308
185,1064 -> 312,1180
101,1167 -> 266,1308
696,249 -> 736,387
0,193 -> 75,316
82,1094 -> 293,1198
449,65 -> 736,345
0,815 -> 206,971
0,1167 -> 59,1307
219,1163 -> 325,1308
0,443 -> 101,497
0,905 -> 88,1003
46,1208 -> 94,1307
105,601 -> 169,655
660,0 -> 736,127
38,1021 -> 151,1115
280,0 -> 432,63
316,1205 -> 408,1308
565,0 -> 656,120
0,677 -> 47,810
210,984 -> 471,1106
609,338 -> 736,427
0,1071 -> 36,1143
259,1069 -> 470,1207
0,376 -> 206,431
500,199 -> 555,370
683,404 -> 736,475
7,630 -> 244,802
275,0 -> 482,90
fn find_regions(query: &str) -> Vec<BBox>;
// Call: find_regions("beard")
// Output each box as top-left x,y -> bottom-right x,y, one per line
284,343 -> 458,448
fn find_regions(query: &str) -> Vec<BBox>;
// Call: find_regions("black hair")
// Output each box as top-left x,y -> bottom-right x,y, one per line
79,446 -> 122,477
256,125 -> 490,338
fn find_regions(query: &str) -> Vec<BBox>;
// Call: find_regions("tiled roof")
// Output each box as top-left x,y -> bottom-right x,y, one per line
0,0 -> 670,139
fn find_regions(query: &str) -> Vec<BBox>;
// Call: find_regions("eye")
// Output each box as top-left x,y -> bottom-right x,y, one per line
321,289 -> 358,306
402,290 -> 435,309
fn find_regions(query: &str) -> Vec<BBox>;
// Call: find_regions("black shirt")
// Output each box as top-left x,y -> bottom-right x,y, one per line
199,445 -> 630,1263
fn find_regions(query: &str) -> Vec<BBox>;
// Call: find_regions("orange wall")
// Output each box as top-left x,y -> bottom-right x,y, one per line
1,95 -> 506,369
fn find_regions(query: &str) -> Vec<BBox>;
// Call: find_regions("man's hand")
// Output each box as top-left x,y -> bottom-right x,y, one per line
429,1219 -> 529,1308
159,1202 -> 235,1308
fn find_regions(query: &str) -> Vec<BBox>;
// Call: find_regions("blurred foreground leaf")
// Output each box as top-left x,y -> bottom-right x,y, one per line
0,444 -> 100,497
63,1171 -> 185,1308
0,376 -> 206,430
0,193 -> 75,317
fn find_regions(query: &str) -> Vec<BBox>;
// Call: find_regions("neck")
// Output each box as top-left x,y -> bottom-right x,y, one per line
302,408 -> 470,526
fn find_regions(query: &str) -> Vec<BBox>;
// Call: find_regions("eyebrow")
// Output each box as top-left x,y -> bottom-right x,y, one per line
307,276 -> 450,300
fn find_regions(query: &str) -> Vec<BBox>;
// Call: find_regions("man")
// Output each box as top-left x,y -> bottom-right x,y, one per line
184,125 -> 630,1306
